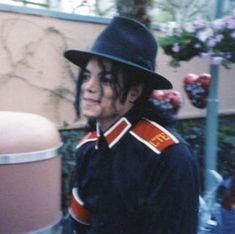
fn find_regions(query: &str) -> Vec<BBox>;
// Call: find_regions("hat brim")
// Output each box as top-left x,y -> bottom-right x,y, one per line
64,50 -> 172,90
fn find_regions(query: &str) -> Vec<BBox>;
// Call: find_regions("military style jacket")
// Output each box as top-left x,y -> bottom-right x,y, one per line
66,103 -> 199,234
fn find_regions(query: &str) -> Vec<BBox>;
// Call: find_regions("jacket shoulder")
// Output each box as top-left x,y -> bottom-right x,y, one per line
130,118 -> 179,154
76,131 -> 97,149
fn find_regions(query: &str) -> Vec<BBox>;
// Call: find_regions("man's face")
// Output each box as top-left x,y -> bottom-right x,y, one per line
80,57 -> 136,130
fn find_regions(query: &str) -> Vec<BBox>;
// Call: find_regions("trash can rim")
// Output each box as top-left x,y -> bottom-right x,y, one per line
0,143 -> 63,165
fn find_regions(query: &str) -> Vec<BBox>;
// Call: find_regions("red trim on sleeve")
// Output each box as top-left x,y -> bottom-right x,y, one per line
69,188 -> 91,225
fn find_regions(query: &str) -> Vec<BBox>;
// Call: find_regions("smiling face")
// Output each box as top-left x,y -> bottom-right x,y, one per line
79,57 -> 142,131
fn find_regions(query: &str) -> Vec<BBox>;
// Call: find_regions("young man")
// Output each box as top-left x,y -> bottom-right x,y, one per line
63,16 -> 199,234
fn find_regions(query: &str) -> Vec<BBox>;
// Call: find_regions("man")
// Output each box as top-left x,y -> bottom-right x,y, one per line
63,16 -> 199,234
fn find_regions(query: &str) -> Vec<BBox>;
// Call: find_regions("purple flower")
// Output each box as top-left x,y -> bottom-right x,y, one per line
193,19 -> 206,29
200,53 -> 211,59
224,52 -> 232,59
172,43 -> 180,52
207,38 -> 217,47
213,19 -> 225,31
215,34 -> 224,42
211,56 -> 223,65
194,43 -> 201,48
227,19 -> 235,29
197,28 -> 213,42
230,31 -> 235,38
184,23 -> 195,33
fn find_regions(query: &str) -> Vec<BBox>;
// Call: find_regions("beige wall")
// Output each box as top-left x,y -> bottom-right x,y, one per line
0,11 -> 234,128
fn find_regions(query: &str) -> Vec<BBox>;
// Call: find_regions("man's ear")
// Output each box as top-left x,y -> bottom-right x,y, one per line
128,84 -> 143,103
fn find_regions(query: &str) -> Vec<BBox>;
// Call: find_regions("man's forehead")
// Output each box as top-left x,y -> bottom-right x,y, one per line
84,57 -> 108,71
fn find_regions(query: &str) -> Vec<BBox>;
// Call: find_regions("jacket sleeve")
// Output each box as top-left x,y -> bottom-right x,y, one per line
62,148 -> 90,234
145,143 -> 200,234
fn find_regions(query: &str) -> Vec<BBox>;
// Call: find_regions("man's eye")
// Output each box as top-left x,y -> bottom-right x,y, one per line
100,74 -> 113,84
82,73 -> 90,82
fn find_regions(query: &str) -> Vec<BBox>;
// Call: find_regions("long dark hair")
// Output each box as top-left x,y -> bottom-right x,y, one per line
74,57 -> 154,118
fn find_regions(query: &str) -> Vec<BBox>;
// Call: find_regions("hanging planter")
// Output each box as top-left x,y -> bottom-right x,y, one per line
159,11 -> 235,68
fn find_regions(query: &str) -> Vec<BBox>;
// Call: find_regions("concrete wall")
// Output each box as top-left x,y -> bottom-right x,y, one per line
0,8 -> 234,128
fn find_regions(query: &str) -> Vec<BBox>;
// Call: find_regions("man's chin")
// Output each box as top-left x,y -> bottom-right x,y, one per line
82,111 -> 100,119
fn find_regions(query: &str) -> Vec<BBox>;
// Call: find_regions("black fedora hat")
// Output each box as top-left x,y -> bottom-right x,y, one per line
64,16 -> 172,89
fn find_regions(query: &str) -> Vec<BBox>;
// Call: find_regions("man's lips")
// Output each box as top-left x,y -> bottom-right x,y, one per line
82,98 -> 100,105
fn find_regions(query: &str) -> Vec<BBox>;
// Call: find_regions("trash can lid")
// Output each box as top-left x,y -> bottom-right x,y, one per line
0,112 -> 62,154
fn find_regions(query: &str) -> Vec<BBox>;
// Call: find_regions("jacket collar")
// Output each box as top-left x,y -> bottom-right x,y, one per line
96,117 -> 132,148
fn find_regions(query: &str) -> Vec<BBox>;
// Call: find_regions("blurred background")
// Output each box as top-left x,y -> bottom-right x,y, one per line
0,0 -> 234,228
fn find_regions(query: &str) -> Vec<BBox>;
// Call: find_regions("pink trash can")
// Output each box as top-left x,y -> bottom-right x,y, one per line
0,112 -> 63,234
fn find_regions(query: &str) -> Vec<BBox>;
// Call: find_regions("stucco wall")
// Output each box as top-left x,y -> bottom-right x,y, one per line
0,10 -> 234,128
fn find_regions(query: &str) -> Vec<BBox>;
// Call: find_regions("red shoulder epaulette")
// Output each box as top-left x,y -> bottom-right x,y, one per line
130,118 -> 179,154
76,131 -> 97,149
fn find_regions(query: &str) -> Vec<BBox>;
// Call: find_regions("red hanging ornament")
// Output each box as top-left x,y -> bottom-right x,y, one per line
151,90 -> 183,115
183,73 -> 211,108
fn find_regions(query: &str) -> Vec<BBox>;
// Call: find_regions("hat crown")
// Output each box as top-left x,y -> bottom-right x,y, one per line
64,16 -> 172,89
91,16 -> 158,71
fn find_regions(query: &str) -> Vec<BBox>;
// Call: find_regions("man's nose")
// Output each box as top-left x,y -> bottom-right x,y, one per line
85,76 -> 99,93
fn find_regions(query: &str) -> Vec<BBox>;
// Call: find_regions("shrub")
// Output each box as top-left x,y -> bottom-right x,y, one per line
176,115 -> 235,190
59,128 -> 85,213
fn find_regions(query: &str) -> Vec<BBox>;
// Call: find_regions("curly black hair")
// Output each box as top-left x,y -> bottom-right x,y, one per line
74,57 -> 154,119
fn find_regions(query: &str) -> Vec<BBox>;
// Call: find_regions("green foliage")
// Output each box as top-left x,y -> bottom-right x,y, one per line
217,118 -> 235,176
176,115 -> 235,189
50,86 -> 73,99
159,32 -> 205,61
59,128 -> 86,213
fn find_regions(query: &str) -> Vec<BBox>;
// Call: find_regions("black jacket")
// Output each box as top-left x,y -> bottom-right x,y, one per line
65,101 -> 199,234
